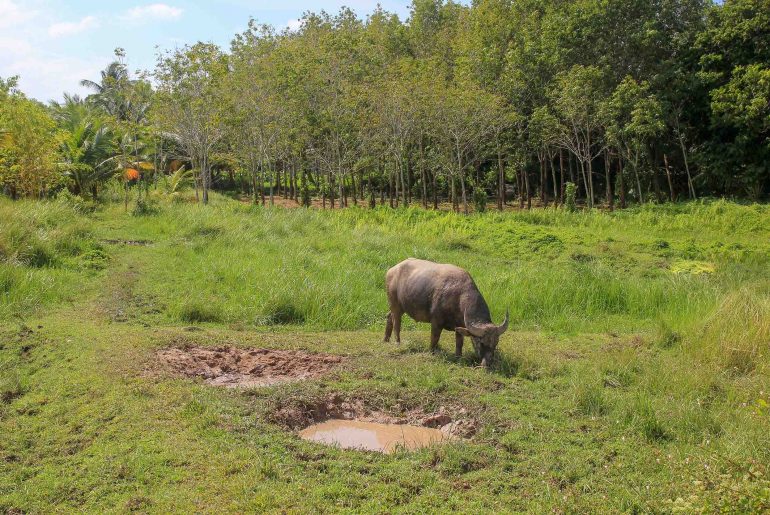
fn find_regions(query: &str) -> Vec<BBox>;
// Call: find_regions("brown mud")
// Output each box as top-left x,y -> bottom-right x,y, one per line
154,345 -> 345,387
299,419 -> 456,453
270,393 -> 478,440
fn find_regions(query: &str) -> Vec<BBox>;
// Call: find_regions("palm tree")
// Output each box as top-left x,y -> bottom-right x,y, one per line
50,94 -> 116,198
80,61 -> 132,120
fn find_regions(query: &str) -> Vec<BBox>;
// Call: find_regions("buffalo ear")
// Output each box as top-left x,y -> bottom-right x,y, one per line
455,327 -> 473,337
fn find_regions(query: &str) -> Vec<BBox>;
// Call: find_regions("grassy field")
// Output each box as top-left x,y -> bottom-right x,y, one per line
1,193 -> 769,512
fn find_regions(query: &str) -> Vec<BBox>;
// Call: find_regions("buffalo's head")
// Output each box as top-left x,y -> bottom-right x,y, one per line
456,310 -> 509,368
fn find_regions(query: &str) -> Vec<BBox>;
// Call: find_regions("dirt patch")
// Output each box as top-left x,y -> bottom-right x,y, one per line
102,239 -> 153,246
154,345 -> 345,388
270,393 -> 478,439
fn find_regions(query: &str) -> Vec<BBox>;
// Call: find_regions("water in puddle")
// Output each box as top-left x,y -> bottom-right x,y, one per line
299,419 -> 454,453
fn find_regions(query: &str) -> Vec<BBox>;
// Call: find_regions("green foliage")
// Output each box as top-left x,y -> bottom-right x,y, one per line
564,182 -> 577,212
472,186 -> 487,213
131,196 -> 159,216
301,178 -> 312,207
0,85 -> 62,197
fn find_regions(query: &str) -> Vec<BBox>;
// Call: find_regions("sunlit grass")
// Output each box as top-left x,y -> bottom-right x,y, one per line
1,193 -> 769,512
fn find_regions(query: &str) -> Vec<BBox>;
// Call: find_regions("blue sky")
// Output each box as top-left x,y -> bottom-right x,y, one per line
0,0 -> 417,102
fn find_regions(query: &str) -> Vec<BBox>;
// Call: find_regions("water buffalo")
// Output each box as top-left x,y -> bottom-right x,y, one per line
384,258 -> 508,368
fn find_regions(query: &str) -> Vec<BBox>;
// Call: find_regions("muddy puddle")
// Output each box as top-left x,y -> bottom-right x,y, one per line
300,419 -> 456,453
155,345 -> 344,387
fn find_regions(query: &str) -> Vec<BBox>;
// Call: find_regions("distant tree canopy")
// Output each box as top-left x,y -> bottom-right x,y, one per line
1,0 -> 768,205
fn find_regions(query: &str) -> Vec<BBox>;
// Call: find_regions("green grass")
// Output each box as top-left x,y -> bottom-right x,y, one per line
1,192 -> 769,512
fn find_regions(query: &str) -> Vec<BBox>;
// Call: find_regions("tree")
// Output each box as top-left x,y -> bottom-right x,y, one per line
550,65 -> 609,208
0,77 -> 61,198
694,0 -> 770,197
434,81 -> 504,213
50,94 -> 116,198
228,22 -> 284,205
153,43 -> 227,204
603,77 -> 665,204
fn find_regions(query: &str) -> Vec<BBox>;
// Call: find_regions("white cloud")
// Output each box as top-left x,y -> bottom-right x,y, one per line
0,0 -> 37,29
0,5 -> 108,101
125,3 -> 183,21
286,19 -> 303,32
48,15 -> 99,38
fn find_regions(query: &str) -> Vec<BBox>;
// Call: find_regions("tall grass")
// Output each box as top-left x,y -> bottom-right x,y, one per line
0,198 -> 104,320
104,195 -> 769,334
691,285 -> 770,375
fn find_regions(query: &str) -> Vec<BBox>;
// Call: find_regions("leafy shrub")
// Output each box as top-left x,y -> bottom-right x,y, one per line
301,179 -> 312,207
132,196 -> 160,216
473,187 -> 487,213
565,182 -> 577,212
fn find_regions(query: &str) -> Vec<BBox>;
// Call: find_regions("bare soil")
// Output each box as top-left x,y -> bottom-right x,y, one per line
270,392 -> 478,439
154,345 -> 345,388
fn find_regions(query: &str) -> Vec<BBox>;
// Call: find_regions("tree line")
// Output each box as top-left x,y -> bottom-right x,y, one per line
1,0 -> 768,210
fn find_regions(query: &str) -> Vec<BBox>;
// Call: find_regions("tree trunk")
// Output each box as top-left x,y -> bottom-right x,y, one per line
579,160 -> 589,208
432,169 -> 438,210
604,150 -> 613,211
269,165 -> 274,207
618,157 -> 626,209
406,156 -> 412,205
559,149 -> 565,204
420,138 -> 428,209
586,156 -> 594,209
539,156 -> 547,206
550,154 -> 558,208
260,166 -> 266,206
460,171 -> 468,215
679,133 -> 696,200
497,142 -> 505,211
251,167 -> 258,204
663,153 -> 674,202
525,168 -> 531,210
451,175 -> 458,212
649,146 -> 662,203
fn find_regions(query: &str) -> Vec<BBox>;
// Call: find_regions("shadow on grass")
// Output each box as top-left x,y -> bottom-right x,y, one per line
388,336 -> 541,380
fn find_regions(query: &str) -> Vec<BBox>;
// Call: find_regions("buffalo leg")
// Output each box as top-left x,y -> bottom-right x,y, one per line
430,323 -> 442,353
384,312 -> 393,342
455,332 -> 464,358
393,311 -> 402,343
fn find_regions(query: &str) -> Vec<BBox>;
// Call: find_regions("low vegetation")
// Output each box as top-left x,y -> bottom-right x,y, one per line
1,195 -> 768,511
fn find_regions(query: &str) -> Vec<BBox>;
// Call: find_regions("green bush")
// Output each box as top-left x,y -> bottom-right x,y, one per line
132,196 -> 160,216
565,182 -> 577,212
473,187 -> 487,213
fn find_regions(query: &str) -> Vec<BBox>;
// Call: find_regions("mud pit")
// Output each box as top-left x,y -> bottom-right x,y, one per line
155,345 -> 345,387
300,420 -> 455,453
271,393 -> 477,452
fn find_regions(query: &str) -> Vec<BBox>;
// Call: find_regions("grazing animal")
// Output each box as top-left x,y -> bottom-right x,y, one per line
384,258 -> 508,368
